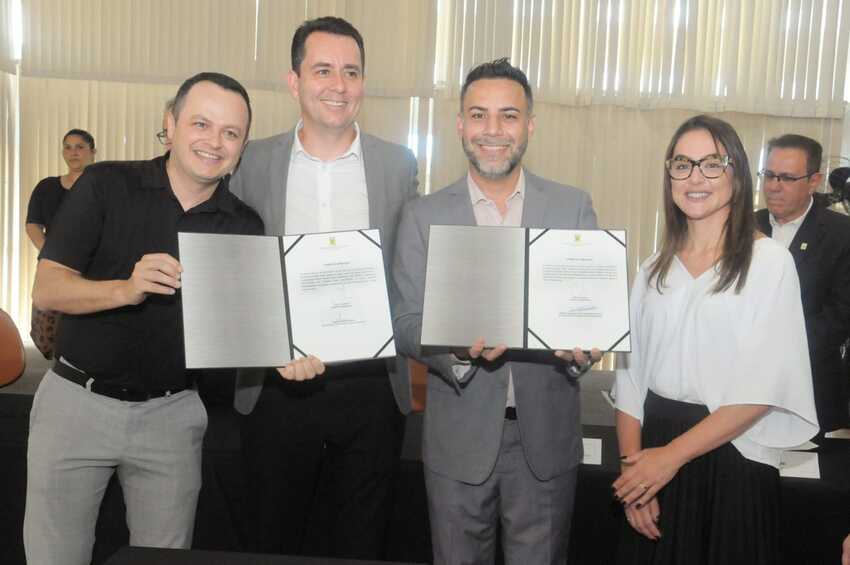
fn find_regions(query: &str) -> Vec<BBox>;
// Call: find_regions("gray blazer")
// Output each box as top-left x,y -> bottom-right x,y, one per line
230,129 -> 420,415
392,172 -> 598,484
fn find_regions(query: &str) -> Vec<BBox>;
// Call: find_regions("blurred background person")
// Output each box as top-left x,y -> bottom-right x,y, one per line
755,134 -> 850,434
25,128 -> 96,359
25,129 -> 96,251
157,98 -> 174,151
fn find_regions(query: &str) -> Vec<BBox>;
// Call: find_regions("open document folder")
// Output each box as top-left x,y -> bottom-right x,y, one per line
421,226 -> 631,352
179,229 -> 395,369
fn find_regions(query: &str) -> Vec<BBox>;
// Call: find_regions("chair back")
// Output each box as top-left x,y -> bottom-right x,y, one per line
0,309 -> 25,386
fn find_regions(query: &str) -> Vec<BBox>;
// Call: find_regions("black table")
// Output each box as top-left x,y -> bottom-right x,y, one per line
574,425 -> 850,564
3,393 -> 849,565
104,546 -> 425,565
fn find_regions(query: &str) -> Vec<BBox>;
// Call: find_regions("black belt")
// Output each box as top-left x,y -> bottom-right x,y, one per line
53,361 -> 187,402
505,406 -> 517,420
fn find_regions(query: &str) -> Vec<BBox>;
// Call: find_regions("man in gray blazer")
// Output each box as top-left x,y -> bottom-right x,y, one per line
228,17 -> 418,559
393,59 -> 600,564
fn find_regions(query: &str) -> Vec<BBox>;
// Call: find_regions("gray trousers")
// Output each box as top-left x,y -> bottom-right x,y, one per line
425,420 -> 578,565
24,370 -> 207,565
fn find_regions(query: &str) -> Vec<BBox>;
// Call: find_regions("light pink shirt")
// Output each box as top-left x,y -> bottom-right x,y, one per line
468,171 -> 525,227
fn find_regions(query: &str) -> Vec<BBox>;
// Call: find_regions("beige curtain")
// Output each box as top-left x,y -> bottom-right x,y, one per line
6,0 -> 433,330
0,70 -> 21,321
435,0 -> 850,117
21,0 -> 436,95
0,0 -> 16,73
1,0 -> 849,343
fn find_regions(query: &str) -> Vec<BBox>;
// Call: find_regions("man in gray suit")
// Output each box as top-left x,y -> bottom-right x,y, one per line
393,59 -> 601,564
228,16 -> 418,558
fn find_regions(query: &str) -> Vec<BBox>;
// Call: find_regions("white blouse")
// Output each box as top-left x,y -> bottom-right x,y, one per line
615,237 -> 819,468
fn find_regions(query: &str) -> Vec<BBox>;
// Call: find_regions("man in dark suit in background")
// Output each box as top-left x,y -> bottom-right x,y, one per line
756,134 -> 850,433
228,16 -> 419,559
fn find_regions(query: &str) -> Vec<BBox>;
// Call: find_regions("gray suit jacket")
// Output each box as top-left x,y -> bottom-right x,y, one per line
392,172 -> 598,484
230,129 -> 419,415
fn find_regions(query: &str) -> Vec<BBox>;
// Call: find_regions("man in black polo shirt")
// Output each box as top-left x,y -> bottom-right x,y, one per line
25,72 -> 263,565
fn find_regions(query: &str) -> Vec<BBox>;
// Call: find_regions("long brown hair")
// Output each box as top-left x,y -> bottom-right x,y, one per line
648,115 -> 755,294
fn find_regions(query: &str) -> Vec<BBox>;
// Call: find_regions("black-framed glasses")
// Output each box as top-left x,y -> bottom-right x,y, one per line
156,129 -> 168,145
665,154 -> 732,180
757,170 -> 816,184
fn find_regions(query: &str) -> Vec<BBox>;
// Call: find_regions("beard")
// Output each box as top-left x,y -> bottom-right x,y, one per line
462,136 -> 527,180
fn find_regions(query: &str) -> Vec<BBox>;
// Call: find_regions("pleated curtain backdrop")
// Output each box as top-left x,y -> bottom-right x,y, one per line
0,0 -> 848,364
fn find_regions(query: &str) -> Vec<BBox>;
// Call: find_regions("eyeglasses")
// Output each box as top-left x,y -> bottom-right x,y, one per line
665,154 -> 732,180
757,170 -> 816,184
156,129 -> 167,145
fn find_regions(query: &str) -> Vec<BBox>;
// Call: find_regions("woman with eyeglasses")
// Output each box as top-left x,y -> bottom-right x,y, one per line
25,129 -> 96,251
613,115 -> 818,564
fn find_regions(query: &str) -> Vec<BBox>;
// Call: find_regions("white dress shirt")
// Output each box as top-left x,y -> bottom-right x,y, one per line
614,238 -> 818,467
284,121 -> 369,235
767,196 -> 813,249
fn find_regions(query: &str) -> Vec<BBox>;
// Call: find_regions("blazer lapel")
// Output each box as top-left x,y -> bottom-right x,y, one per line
520,172 -> 549,228
271,131 -> 294,235
363,134 -> 385,230
442,177 -> 477,225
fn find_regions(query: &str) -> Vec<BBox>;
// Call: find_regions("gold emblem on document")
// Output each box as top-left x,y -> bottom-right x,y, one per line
329,236 -> 336,246
574,234 -> 582,243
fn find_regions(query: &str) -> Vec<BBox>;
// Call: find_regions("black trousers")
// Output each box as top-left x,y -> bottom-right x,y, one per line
240,366 -> 404,559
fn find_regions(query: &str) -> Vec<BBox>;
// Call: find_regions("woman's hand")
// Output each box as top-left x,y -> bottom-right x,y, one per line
624,496 -> 661,540
613,446 -> 685,508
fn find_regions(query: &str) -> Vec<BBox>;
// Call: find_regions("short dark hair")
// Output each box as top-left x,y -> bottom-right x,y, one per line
460,58 -> 533,113
291,16 -> 365,75
172,72 -> 252,138
62,129 -> 95,151
767,134 -> 822,175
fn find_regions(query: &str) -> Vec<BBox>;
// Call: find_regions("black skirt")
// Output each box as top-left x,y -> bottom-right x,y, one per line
617,391 -> 780,565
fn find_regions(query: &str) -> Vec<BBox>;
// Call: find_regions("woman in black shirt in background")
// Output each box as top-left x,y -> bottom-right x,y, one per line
25,128 -> 96,359
25,128 -> 96,250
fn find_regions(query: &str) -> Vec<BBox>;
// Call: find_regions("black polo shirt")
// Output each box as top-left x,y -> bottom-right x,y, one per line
41,155 -> 264,390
